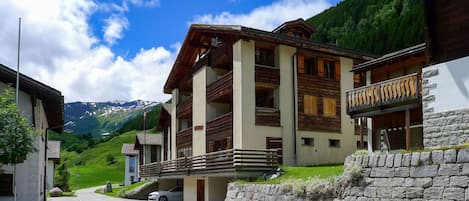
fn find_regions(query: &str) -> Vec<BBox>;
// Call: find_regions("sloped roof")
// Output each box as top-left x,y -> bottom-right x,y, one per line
121,144 -> 138,155
47,141 -> 61,160
136,132 -> 162,145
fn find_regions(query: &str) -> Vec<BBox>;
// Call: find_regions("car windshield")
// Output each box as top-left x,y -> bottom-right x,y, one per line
169,186 -> 182,192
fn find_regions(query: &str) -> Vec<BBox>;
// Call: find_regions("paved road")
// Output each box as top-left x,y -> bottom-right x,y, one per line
48,186 -> 137,201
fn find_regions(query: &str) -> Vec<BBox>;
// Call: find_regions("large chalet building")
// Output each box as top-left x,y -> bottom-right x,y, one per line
141,19 -> 373,201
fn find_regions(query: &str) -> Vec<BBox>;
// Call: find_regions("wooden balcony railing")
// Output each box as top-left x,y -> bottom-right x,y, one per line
206,71 -> 233,103
255,107 -> 281,127
255,65 -> 280,85
176,97 -> 192,119
176,127 -> 192,147
140,149 -> 278,178
210,45 -> 231,68
346,73 -> 419,115
206,112 -> 233,140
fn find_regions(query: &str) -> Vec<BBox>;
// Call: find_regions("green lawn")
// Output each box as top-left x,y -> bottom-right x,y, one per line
62,130 -> 139,190
97,181 -> 148,198
239,164 -> 344,184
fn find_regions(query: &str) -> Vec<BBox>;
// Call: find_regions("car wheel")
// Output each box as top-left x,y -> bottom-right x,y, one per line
159,196 -> 168,201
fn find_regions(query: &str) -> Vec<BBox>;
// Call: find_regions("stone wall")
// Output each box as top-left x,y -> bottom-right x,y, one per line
341,148 -> 469,201
423,108 -> 469,147
224,183 -> 307,201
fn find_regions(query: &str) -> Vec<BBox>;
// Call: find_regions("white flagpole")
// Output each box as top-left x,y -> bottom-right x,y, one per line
14,16 -> 21,201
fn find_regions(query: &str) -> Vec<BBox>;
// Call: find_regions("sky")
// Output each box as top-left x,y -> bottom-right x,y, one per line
0,0 -> 340,103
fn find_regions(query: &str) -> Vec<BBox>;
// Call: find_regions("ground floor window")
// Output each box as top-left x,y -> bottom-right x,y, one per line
329,139 -> 341,148
0,174 -> 13,196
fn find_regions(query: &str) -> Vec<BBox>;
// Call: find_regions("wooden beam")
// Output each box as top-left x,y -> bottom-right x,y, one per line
405,109 -> 411,150
350,103 -> 419,118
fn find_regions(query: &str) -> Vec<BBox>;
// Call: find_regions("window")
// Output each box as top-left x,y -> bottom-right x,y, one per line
256,86 -> 278,109
323,97 -> 336,117
329,139 -> 341,148
303,95 -> 318,115
301,137 -> 314,146
255,47 -> 275,67
129,156 -> 135,173
0,174 -> 13,196
324,60 -> 335,79
177,146 -> 192,158
305,57 -> 318,76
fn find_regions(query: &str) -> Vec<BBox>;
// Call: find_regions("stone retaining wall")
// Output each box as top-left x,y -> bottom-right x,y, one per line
342,148 -> 469,201
224,183 -> 308,201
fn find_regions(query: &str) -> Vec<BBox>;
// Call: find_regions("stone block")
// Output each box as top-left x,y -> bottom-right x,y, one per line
386,154 -> 394,167
431,150 -> 444,165
410,165 -> 438,177
457,148 -> 469,163
377,187 -> 392,198
450,176 -> 469,187
403,178 -> 414,187
394,154 -> 402,167
443,187 -> 465,201
378,154 -> 387,167
392,187 -> 406,198
466,188 -> 469,201
444,149 -> 457,163
369,155 -> 378,167
349,187 -> 364,196
395,167 -> 410,177
438,164 -> 461,176
371,167 -> 394,178
411,152 -> 420,166
389,178 -> 405,187
419,152 -> 431,165
413,178 -> 432,188
372,178 -> 390,187
356,197 -> 367,201
402,153 -> 411,167
355,156 -> 363,166
364,187 -> 377,198
404,187 -> 424,198
423,95 -> 435,102
462,163 -> 469,175
432,176 -> 450,187
423,187 -> 444,199
362,155 -> 369,168
423,69 -> 438,78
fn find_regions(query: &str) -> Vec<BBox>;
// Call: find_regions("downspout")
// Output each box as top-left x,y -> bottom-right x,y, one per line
291,49 -> 299,166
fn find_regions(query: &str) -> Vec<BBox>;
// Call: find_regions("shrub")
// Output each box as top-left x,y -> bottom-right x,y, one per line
106,154 -> 116,164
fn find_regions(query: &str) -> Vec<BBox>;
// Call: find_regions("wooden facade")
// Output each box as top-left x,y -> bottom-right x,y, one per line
176,97 -> 192,119
206,112 -> 233,152
206,71 -> 233,103
176,127 -> 192,157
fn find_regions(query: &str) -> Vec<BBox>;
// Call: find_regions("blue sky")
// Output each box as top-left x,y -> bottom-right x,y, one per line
0,0 -> 340,102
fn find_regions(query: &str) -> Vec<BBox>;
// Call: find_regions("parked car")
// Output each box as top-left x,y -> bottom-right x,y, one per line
148,186 -> 183,201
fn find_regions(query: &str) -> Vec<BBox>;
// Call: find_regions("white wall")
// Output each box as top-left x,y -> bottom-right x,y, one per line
46,160 -> 55,190
424,55 -> 469,113
192,67 -> 207,156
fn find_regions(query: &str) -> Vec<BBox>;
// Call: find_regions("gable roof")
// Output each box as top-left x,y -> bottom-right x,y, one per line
163,23 -> 375,93
121,144 -> 138,155
47,140 -> 61,160
135,132 -> 162,145
272,18 -> 315,36
0,64 -> 64,133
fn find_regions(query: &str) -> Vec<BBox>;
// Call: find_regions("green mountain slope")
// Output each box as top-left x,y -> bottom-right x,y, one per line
61,130 -> 139,189
117,104 -> 162,134
307,0 -> 425,55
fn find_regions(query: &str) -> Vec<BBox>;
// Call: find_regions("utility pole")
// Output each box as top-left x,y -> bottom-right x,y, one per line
14,17 -> 22,201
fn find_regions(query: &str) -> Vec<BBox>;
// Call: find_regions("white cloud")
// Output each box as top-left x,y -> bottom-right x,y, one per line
0,0 -> 173,102
103,14 -> 129,45
191,0 -> 331,31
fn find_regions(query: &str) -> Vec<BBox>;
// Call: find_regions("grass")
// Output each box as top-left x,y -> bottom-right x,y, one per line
61,130 -> 139,190
96,181 -> 148,198
237,164 -> 344,184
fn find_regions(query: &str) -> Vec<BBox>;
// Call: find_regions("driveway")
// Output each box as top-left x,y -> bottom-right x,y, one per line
48,186 -> 137,201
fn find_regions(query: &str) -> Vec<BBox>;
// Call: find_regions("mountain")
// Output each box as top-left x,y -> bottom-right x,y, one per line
307,0 -> 425,55
64,100 -> 159,137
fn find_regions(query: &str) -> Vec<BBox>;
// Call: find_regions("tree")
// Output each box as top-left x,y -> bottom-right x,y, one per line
0,88 -> 37,165
55,163 -> 70,191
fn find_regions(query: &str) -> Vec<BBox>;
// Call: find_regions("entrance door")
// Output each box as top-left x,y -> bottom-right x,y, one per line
197,180 -> 204,201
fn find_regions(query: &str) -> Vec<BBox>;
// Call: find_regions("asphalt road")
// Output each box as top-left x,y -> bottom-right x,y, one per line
48,186 -> 137,201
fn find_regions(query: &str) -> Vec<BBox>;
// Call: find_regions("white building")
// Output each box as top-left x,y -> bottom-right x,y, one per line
0,64 -> 64,201
121,144 -> 139,186
46,140 -> 61,190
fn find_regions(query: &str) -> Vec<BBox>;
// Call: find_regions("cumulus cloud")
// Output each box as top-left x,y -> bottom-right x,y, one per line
0,0 -> 172,102
190,0 -> 331,30
103,14 -> 129,45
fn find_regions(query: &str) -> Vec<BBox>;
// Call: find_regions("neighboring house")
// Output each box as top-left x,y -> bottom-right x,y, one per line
46,140 -> 61,190
140,19 -> 373,201
134,132 -> 163,174
0,64 -> 64,201
421,0 -> 469,147
121,144 -> 139,186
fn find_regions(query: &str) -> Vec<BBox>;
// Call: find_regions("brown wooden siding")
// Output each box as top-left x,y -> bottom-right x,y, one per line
176,127 -> 192,147
255,108 -> 281,127
176,97 -> 192,119
206,71 -> 233,103
255,66 -> 280,85
266,137 -> 283,164
297,74 -> 341,132
206,112 -> 233,152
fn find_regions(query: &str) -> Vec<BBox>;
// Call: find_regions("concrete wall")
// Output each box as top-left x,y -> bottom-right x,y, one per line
183,176 -> 200,201
192,67 -> 207,156
46,160 -> 55,190
423,56 -> 469,148
207,177 -> 230,201
170,89 -> 179,160
124,155 -> 139,186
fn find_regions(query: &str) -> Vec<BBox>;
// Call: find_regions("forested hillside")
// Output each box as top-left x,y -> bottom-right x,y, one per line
307,0 -> 425,55
117,104 -> 162,134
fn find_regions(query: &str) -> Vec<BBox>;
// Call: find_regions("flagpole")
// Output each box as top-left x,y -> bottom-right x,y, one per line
143,110 -> 146,164
14,16 -> 21,201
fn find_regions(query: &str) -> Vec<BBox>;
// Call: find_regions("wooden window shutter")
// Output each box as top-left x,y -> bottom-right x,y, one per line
323,97 -> 336,117
298,54 -> 304,74
335,61 -> 340,80
317,58 -> 324,77
303,95 -> 318,115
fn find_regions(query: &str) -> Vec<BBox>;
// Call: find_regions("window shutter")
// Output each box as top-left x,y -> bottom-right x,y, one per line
335,61 -> 340,80
303,95 -> 318,115
317,58 -> 324,77
298,54 -> 304,74
323,97 -> 336,117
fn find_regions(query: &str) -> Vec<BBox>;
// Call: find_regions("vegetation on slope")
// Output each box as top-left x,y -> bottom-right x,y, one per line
60,130 -> 138,189
117,104 -> 162,134
49,131 -> 94,153
307,0 -> 425,55
238,165 -> 344,184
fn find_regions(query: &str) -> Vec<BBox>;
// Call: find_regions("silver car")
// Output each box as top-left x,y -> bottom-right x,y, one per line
148,186 -> 183,201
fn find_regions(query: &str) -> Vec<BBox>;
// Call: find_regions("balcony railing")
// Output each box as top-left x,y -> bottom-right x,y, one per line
255,107 -> 281,127
210,45 -> 231,68
140,149 -> 278,178
176,97 -> 192,119
206,112 -> 233,139
346,73 -> 419,115
255,65 -> 280,85
176,127 -> 192,147
206,71 -> 233,103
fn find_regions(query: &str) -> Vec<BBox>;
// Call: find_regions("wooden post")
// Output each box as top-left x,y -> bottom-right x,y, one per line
360,117 -> 364,149
405,109 -> 411,150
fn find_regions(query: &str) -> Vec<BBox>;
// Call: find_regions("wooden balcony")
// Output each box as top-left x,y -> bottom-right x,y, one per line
346,73 -> 420,117
176,97 -> 192,119
206,71 -> 233,103
206,112 -> 233,141
255,65 -> 280,85
176,127 -> 192,147
255,107 -> 281,127
140,149 -> 278,178
210,45 -> 231,68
